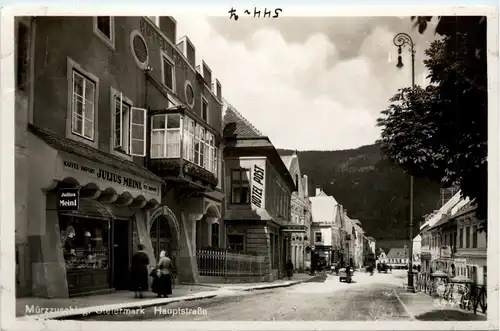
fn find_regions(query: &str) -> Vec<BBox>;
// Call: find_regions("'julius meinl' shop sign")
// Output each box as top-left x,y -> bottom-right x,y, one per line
63,160 -> 159,194
58,188 -> 79,211
251,164 -> 265,208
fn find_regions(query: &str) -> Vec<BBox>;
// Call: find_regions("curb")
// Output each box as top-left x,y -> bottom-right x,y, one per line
240,275 -> 324,292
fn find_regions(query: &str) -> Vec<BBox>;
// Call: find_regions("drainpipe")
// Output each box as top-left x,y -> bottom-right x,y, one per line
144,67 -> 151,170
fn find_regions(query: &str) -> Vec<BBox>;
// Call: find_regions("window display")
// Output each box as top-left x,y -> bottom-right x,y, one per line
59,215 -> 110,271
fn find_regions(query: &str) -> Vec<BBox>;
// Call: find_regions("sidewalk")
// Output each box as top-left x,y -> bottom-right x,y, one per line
17,274 -> 319,320
394,288 -> 487,321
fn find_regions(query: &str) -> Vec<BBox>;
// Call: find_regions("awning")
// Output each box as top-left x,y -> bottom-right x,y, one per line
59,198 -> 135,220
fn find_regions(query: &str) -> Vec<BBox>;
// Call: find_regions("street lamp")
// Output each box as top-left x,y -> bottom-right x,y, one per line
393,32 -> 416,293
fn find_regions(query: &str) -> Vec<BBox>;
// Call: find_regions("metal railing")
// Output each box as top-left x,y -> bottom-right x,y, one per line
196,249 -> 268,277
413,272 -> 487,314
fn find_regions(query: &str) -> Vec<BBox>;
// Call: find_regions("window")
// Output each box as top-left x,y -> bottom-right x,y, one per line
472,225 -> 478,248
113,94 -> 131,154
93,17 -> 115,49
465,226 -> 470,248
72,71 -> 96,140
227,234 -> 244,252
150,114 -> 181,158
16,22 -> 29,90
162,54 -> 175,92
211,223 -> 220,248
183,118 -> 195,162
315,232 -> 322,243
459,228 -> 463,248
231,169 -> 250,204
201,96 -> 209,122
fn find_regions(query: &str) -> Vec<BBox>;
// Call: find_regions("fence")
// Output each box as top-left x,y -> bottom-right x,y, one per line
196,249 -> 268,277
413,272 -> 487,315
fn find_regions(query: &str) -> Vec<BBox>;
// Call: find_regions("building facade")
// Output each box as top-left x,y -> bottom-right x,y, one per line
279,152 -> 312,271
222,103 -> 301,281
15,15 -> 225,298
351,220 -> 365,269
309,187 -> 343,267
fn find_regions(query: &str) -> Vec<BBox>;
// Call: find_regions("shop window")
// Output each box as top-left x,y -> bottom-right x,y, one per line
231,169 -> 250,204
161,53 -> 175,92
93,17 -> 115,50
59,215 -> 109,271
227,234 -> 244,252
72,70 -> 96,141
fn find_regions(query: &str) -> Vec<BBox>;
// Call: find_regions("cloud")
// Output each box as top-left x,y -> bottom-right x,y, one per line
176,16 -> 435,151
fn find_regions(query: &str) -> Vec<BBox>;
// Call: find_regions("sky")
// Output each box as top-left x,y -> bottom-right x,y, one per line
176,16 -> 440,151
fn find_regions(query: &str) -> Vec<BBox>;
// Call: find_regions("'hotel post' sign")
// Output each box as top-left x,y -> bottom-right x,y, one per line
58,188 -> 79,211
251,164 -> 266,209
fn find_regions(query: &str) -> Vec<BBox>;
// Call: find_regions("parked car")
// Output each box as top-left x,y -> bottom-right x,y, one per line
377,263 -> 390,273
339,267 -> 354,283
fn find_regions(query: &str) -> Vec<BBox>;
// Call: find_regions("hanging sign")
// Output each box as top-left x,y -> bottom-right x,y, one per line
58,188 -> 79,211
251,164 -> 266,209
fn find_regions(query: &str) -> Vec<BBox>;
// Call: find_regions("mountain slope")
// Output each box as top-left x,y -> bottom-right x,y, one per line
279,144 -> 442,242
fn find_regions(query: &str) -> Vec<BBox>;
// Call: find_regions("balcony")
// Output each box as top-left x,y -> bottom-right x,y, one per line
148,106 -> 220,190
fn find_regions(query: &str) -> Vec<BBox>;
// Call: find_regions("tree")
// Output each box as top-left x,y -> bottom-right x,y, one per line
378,16 -> 487,229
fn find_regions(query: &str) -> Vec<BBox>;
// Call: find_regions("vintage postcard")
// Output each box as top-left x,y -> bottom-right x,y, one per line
0,3 -> 498,331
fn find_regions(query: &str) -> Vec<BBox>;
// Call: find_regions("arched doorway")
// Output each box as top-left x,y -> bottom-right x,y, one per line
148,207 -> 180,274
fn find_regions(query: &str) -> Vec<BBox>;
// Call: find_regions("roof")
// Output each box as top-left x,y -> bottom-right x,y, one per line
280,155 -> 294,170
420,191 -> 464,230
386,248 -> 409,259
365,236 -> 375,242
222,99 -> 263,138
28,125 -> 163,182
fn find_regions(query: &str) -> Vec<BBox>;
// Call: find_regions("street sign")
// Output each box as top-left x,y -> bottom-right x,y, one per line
58,188 -> 79,211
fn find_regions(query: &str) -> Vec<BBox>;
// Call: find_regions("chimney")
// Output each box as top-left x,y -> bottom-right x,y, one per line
158,16 -> 177,43
315,186 -> 321,196
176,36 -> 196,68
303,175 -> 309,197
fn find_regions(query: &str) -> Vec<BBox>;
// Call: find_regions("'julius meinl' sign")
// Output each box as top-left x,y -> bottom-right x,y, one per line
58,188 -> 79,211
251,165 -> 265,208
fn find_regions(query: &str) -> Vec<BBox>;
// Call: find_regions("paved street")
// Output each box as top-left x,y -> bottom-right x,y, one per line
84,271 -> 413,321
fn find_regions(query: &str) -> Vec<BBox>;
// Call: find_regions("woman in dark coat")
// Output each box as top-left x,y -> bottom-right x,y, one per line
130,244 -> 149,298
286,260 -> 294,280
151,250 -> 172,298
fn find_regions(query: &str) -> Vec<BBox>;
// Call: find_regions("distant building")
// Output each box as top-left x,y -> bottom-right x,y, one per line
309,187 -> 343,266
386,247 -> 409,268
279,152 -> 312,271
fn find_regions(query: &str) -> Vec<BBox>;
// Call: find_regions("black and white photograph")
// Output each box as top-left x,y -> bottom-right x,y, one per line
0,4 -> 498,330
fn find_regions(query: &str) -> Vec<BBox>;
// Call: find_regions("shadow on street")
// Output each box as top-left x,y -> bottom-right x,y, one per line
414,309 -> 487,321
304,274 -> 328,282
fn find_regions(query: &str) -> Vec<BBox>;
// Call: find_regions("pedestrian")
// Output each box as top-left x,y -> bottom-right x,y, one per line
130,244 -> 149,299
286,259 -> 294,280
152,250 -> 172,298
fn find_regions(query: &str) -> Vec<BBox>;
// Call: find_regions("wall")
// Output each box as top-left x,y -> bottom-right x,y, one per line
265,161 -> 291,223
312,227 -> 332,246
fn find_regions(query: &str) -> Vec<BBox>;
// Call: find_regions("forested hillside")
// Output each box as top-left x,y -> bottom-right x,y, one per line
279,144 -> 442,243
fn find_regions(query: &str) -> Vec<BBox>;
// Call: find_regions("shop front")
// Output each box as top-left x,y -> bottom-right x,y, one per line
25,126 -> 164,298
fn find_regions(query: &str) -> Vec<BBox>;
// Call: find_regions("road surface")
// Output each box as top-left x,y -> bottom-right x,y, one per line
86,271 -> 414,321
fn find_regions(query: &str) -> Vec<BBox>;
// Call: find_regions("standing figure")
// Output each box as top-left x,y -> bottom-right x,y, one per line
152,250 -> 172,298
286,260 -> 294,280
130,244 -> 149,299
